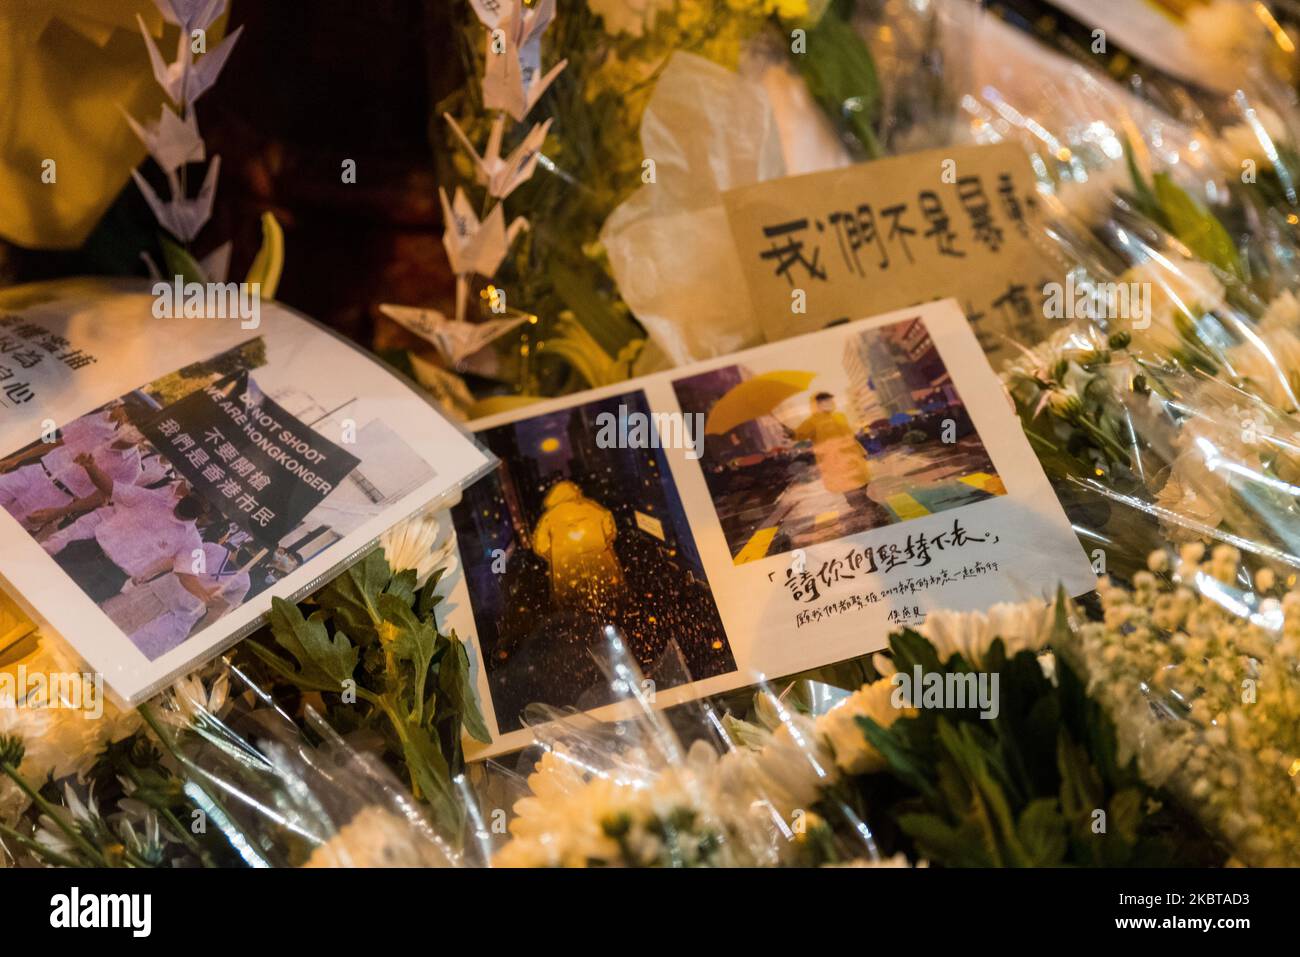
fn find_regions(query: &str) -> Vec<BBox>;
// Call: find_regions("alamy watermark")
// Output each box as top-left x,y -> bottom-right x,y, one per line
152,276 -> 261,329
1043,274 -> 1150,328
50,887 -> 151,937
891,665 -> 1000,719
595,404 -> 705,460
0,667 -> 104,719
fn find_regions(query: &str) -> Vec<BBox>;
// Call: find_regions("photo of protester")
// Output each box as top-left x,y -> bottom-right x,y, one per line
672,316 -> 1006,564
451,390 -> 735,734
0,338 -> 436,661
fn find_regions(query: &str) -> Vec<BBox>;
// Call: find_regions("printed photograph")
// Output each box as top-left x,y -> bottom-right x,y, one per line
0,339 -> 434,661
451,389 -> 736,734
672,316 -> 1006,564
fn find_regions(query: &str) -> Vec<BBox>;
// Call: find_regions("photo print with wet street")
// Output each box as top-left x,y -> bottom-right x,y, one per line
443,300 -> 1095,758
672,316 -> 1005,564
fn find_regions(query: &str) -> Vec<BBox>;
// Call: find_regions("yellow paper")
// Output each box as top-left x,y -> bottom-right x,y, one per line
0,5 -> 225,250
721,143 -> 1060,365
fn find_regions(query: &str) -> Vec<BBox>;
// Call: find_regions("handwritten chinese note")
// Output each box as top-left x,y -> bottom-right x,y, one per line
722,143 -> 1060,363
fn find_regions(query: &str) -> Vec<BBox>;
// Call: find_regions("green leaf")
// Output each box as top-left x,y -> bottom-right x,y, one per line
858,714 -> 938,800
385,568 -> 418,609
887,627 -> 944,678
547,259 -> 643,359
935,719 -> 1027,864
1108,788 -> 1143,846
394,715 -> 462,835
897,813 -> 991,867
159,234 -> 208,284
417,570 -> 445,619
263,597 -> 357,691
317,550 -> 392,645
375,591 -> 440,709
1056,730 -> 1104,820
1153,172 -> 1243,279
1016,798 -> 1067,866
438,633 -> 491,744
791,7 -> 883,158
1123,136 -> 1159,222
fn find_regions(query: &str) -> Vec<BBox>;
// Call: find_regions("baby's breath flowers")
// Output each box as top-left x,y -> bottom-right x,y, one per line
1063,543 -> 1300,865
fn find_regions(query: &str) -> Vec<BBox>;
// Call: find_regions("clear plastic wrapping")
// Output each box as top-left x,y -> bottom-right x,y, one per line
13,0 -> 1300,871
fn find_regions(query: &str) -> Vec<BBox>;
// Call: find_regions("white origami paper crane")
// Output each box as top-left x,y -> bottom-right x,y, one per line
443,113 -> 552,200
136,11 -> 243,106
127,0 -> 239,248
440,187 -> 529,321
123,104 -> 205,172
378,304 -> 528,368
132,156 -> 221,242
470,0 -> 567,121
154,0 -> 227,32
440,186 -> 528,278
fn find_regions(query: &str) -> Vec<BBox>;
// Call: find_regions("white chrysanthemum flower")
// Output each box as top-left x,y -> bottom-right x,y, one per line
1120,255 -> 1225,358
1052,161 -> 1133,227
825,853 -> 927,867
0,629 -> 140,824
1261,289 -> 1300,331
494,745 -> 716,868
301,805 -> 450,868
749,713 -> 834,816
378,506 -> 458,585
164,669 -> 232,729
1227,323 -> 1300,411
1214,105 -> 1291,172
815,678 -> 912,775
1000,325 -> 1096,383
916,600 -> 1053,669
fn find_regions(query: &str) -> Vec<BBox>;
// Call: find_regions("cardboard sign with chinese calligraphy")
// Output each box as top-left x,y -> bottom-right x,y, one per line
442,298 -> 1095,758
721,142 -> 1060,363
0,281 -> 492,703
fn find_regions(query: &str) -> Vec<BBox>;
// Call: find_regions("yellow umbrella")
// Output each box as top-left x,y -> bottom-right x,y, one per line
704,370 -> 817,435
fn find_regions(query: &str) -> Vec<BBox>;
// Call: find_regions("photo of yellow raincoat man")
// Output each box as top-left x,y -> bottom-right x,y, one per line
792,392 -> 874,511
532,480 -> 624,611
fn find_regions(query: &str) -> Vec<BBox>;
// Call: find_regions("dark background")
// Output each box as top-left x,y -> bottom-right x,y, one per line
0,1 -> 465,351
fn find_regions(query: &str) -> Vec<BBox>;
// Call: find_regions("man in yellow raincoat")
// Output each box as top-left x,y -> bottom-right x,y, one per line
531,480 -> 624,612
792,392 -> 875,514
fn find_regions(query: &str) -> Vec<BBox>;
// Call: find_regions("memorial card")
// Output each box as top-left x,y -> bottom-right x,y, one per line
0,284 -> 493,703
443,298 -> 1096,757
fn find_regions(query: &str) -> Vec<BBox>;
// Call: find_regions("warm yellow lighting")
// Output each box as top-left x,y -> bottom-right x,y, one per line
1254,2 -> 1296,54
539,436 -> 560,453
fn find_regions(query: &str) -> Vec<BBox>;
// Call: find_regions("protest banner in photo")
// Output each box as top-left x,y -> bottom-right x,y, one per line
0,285 -> 492,703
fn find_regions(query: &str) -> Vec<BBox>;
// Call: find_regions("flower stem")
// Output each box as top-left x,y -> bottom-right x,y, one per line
0,820 -> 82,868
137,703 -> 260,865
0,762 -> 105,864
